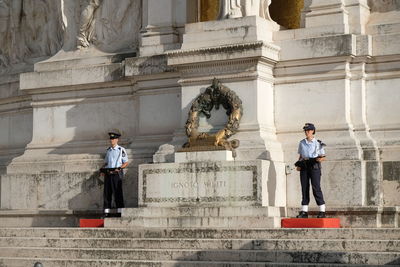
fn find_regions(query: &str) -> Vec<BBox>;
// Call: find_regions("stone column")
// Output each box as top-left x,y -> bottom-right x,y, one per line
345,0 -> 370,34
305,0 -> 349,29
347,53 -> 382,206
304,0 -> 370,34
300,0 -> 312,28
140,0 -> 195,56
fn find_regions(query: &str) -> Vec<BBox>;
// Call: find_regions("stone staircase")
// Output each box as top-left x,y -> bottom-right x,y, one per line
0,227 -> 399,266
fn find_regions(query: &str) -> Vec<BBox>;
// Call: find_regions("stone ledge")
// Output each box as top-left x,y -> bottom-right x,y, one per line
20,63 -> 124,91
121,206 -> 285,218
287,206 -> 399,228
0,209 -> 103,227
34,50 -> 136,72
182,16 -> 279,50
125,55 -> 176,77
276,34 -> 355,61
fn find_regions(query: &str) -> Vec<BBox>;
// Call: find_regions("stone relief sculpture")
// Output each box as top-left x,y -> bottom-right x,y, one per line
218,0 -> 274,20
0,0 -> 64,70
182,79 -> 243,155
0,0 -> 140,71
0,0 -> 10,67
94,0 -> 138,51
23,0 -> 64,58
73,0 -> 140,51
77,0 -> 102,49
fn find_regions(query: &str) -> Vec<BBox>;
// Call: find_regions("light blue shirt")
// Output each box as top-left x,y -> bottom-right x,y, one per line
298,138 -> 325,159
104,145 -> 128,168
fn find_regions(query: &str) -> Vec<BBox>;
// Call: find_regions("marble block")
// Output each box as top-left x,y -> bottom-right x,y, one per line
174,150 -> 234,163
182,16 -> 279,50
138,160 -> 284,207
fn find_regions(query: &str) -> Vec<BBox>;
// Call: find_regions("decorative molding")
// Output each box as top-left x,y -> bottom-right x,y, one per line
168,41 -> 278,56
0,95 -> 32,115
28,85 -> 134,108
178,72 -> 260,86
274,54 -> 400,83
30,94 -> 134,108
167,41 -> 280,68
179,58 -> 259,78
20,78 -> 132,95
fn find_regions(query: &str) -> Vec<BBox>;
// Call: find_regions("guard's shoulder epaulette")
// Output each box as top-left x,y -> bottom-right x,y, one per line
317,139 -> 326,147
118,147 -> 121,150
107,147 -> 111,151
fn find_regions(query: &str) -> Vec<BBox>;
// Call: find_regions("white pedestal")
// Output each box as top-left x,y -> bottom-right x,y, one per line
138,159 -> 286,207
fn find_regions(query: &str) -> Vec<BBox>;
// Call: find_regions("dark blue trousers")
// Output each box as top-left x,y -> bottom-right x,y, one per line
300,162 -> 325,206
104,171 -> 125,209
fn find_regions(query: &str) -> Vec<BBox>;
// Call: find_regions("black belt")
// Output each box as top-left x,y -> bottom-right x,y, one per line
295,158 -> 322,169
100,168 -> 122,174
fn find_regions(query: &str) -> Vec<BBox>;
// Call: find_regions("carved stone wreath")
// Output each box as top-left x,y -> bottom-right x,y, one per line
182,78 -> 243,152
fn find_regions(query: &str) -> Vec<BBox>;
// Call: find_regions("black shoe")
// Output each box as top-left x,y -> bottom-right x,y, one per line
106,213 -> 121,218
103,213 -> 110,218
317,212 -> 326,218
296,211 -> 308,218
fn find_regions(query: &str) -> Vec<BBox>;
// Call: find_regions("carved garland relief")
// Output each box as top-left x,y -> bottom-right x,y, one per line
182,79 -> 243,155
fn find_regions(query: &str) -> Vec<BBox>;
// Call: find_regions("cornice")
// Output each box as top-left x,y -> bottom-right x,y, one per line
0,95 -> 32,115
179,58 -> 258,78
178,72 -> 264,86
167,41 -> 280,57
167,41 -> 280,66
275,54 -> 400,83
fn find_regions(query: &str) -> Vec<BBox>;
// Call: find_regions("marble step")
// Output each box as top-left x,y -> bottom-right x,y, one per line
0,258 -> 387,267
1,228 -> 399,240
0,247 -> 399,265
105,215 -> 281,228
121,206 -> 285,218
0,237 -> 398,252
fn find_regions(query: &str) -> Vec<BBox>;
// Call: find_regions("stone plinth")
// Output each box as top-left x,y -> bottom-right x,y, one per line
138,160 -> 284,207
182,15 -> 279,50
106,206 -> 284,228
174,150 -> 234,163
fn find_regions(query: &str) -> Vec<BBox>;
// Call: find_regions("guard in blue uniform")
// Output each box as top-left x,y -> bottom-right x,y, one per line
295,123 -> 326,218
100,130 -> 128,217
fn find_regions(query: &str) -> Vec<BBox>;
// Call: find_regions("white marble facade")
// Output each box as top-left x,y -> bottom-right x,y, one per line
0,0 -> 399,214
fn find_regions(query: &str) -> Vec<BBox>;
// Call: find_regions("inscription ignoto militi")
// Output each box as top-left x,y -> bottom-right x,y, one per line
171,180 -> 227,189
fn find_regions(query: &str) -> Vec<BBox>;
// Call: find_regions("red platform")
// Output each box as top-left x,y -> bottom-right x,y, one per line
79,219 -> 104,228
281,218 -> 341,228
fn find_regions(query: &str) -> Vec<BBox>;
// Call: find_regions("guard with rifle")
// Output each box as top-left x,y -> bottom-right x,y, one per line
295,123 -> 327,218
100,130 -> 128,217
